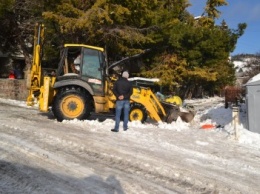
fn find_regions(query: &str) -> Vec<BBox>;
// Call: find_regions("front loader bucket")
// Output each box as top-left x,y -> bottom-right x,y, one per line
160,101 -> 180,123
178,111 -> 196,123
161,101 -> 196,123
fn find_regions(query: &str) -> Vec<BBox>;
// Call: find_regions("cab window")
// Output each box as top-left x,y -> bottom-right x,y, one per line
82,48 -> 102,79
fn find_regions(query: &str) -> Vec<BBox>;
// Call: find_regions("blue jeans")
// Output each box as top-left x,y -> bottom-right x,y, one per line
114,100 -> 130,131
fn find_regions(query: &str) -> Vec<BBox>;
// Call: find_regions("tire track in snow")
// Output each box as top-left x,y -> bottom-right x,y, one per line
0,122 -> 242,194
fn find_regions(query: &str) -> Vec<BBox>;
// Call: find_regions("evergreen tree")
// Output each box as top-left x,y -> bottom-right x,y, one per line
0,0 -> 247,98
139,0 -> 246,98
42,0 -> 160,61
0,0 -> 45,70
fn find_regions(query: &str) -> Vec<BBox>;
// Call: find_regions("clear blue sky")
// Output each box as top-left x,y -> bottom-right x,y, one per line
187,0 -> 260,56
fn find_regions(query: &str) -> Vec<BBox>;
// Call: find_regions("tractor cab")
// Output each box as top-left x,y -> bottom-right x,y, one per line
55,44 -> 108,96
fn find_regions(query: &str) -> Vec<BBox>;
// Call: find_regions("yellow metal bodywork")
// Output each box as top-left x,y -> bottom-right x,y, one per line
39,76 -> 56,112
165,95 -> 182,106
26,23 -> 45,106
130,87 -> 166,122
64,44 -> 104,52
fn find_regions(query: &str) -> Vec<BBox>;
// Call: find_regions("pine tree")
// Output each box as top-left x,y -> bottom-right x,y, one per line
0,0 -> 45,70
42,0 -> 160,60
0,0 -> 247,98
139,0 -> 246,98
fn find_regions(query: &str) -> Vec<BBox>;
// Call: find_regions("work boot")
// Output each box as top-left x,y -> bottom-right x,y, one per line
111,129 -> 119,132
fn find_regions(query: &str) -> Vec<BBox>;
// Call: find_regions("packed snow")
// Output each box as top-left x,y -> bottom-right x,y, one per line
247,73 -> 260,84
0,96 -> 260,193
1,96 -> 259,148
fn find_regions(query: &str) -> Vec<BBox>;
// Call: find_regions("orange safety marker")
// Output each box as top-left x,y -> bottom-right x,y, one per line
200,124 -> 215,130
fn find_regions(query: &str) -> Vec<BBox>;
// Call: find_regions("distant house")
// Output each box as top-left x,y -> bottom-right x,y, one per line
232,55 -> 259,86
0,51 -> 26,79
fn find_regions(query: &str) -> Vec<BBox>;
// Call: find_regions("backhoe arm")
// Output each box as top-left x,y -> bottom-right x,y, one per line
26,23 -> 44,106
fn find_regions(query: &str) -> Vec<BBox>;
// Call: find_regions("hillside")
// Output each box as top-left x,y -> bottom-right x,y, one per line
232,54 -> 260,85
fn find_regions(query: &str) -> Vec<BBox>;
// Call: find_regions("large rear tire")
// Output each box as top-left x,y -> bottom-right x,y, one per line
52,87 -> 91,122
129,104 -> 147,123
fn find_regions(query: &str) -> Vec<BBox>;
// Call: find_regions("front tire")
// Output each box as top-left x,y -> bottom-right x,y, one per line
52,87 -> 91,122
129,104 -> 147,123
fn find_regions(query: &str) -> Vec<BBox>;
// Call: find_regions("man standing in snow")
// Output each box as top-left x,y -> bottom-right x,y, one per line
111,71 -> 133,132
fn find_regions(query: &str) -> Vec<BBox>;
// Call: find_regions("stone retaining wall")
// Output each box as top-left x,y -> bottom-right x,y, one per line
0,79 -> 28,101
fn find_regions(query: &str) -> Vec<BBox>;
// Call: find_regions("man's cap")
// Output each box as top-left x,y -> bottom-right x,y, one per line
122,71 -> 129,78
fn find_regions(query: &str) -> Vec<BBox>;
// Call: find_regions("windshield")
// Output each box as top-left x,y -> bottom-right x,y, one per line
82,48 -> 103,79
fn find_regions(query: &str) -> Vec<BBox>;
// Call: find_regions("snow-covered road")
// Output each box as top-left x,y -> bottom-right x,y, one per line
0,99 -> 260,194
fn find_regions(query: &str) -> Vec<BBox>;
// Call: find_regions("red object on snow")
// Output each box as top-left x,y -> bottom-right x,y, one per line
200,124 -> 215,130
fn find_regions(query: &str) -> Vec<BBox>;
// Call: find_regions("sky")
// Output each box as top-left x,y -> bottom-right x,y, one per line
187,0 -> 260,56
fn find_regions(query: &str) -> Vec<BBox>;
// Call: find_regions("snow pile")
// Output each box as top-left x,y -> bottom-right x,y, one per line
247,73 -> 260,84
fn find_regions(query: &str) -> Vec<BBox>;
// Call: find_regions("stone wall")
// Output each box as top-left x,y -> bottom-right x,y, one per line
0,79 -> 28,101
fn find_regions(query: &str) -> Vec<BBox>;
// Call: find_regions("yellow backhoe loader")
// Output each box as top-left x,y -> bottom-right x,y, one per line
27,23 -> 185,123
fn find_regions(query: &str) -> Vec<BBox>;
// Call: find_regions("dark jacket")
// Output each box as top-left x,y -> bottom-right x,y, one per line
113,77 -> 133,100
